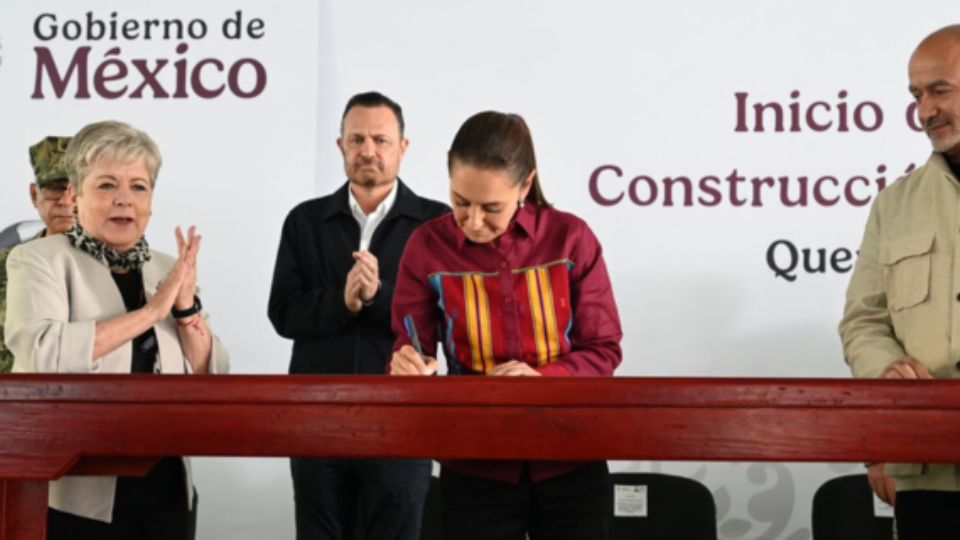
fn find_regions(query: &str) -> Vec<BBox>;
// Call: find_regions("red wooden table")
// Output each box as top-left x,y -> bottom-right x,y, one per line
3,375 -> 960,539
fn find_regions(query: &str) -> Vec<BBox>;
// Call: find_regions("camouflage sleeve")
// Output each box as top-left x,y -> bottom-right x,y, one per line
0,248 -> 13,373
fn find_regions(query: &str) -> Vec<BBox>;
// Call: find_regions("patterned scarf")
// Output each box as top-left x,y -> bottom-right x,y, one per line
66,223 -> 151,271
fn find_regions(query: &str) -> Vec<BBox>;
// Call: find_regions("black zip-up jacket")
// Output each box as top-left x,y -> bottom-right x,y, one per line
268,180 -> 450,374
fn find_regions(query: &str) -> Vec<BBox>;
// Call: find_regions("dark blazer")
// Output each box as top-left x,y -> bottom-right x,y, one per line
268,179 -> 450,374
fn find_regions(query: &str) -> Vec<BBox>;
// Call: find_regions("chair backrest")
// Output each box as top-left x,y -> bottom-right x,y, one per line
0,220 -> 47,250
609,472 -> 717,540
812,474 -> 893,540
420,475 -> 442,540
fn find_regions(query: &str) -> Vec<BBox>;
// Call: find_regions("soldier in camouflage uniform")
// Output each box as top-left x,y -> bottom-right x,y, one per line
0,136 -> 74,373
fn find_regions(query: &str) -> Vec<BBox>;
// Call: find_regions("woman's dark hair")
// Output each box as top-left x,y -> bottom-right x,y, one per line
447,111 -> 550,209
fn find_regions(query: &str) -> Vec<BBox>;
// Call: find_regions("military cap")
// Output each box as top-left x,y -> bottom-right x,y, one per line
28,136 -> 71,187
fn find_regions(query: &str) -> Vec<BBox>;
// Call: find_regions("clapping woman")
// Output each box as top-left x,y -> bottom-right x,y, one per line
5,120 -> 229,539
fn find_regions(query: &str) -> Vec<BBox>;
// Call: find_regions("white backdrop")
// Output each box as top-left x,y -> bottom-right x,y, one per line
1,1 -> 952,538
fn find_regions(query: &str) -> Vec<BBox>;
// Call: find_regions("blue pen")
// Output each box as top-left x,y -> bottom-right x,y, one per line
403,315 -> 425,361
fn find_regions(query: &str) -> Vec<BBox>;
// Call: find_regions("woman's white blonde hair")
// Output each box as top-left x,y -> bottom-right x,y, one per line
64,120 -> 162,193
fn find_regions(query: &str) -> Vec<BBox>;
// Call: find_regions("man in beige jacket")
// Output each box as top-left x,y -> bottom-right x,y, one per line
840,24 -> 960,540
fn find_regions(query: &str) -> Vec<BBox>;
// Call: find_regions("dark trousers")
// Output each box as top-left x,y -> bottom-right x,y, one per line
895,490 -> 960,540
439,461 -> 611,540
291,457 -> 432,540
47,458 -> 196,540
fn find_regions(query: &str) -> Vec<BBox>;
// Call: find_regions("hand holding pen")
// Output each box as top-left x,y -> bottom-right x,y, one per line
389,315 -> 439,376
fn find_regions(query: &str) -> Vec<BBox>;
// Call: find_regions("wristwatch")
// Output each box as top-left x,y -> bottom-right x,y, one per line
172,296 -> 202,319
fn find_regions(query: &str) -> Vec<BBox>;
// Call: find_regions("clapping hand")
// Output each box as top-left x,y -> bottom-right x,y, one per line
147,226 -> 201,322
174,226 -> 201,311
344,251 -> 380,312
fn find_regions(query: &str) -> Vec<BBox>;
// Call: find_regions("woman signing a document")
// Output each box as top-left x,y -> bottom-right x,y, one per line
389,111 -> 623,539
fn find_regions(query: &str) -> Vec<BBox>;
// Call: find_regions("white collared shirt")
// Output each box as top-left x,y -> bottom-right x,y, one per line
348,181 -> 398,251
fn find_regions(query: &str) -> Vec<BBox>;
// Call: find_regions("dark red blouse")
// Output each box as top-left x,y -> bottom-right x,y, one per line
392,204 -> 623,482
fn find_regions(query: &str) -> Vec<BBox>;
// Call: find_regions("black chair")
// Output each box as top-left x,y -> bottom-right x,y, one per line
420,475 -> 442,540
812,474 -> 894,540
609,472 -> 717,540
